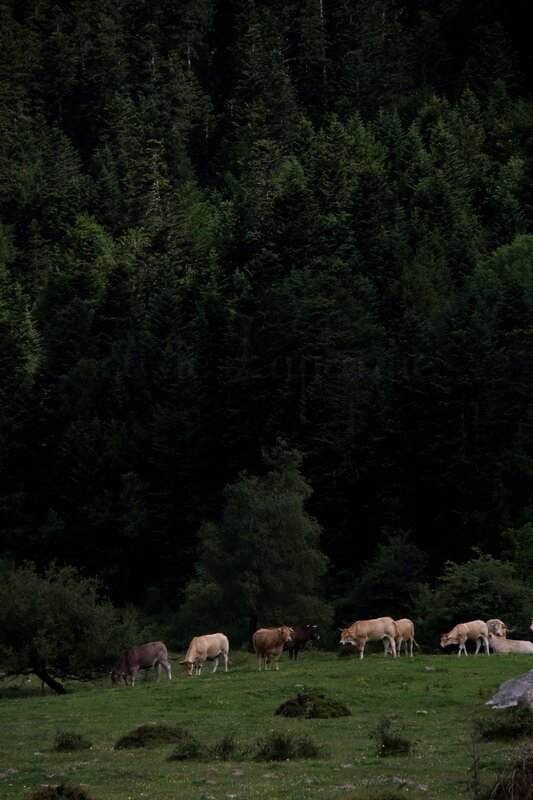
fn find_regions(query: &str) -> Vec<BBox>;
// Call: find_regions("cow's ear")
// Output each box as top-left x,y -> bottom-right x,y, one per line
179,660 -> 185,664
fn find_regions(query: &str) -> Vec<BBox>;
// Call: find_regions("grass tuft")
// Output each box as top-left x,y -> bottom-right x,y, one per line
275,689 -> 351,718
166,730 -> 205,761
114,723 -> 189,750
53,729 -> 92,752
254,729 -> 320,761
474,707 -> 533,742
370,716 -> 412,757
25,781 -> 96,800
487,741 -> 533,799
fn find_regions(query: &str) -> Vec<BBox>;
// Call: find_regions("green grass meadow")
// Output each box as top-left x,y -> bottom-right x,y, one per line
0,648 -> 531,800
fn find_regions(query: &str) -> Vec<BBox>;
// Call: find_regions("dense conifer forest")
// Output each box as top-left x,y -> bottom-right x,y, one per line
0,0 -> 532,640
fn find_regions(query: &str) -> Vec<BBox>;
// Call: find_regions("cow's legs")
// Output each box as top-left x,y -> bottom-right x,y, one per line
359,642 -> 366,659
130,667 -> 138,686
408,638 -> 413,657
162,660 -> 172,680
212,655 -> 219,673
221,652 -> 229,671
384,636 -> 396,658
154,662 -> 162,682
459,642 -> 467,656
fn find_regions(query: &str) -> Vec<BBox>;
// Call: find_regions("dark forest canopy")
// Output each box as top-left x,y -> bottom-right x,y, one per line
0,0 -> 532,626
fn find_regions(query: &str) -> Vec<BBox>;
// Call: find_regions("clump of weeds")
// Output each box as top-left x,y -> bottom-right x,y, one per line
254,729 -> 320,761
53,729 -> 91,752
25,781 -> 96,800
370,716 -> 412,757
114,723 -> 189,749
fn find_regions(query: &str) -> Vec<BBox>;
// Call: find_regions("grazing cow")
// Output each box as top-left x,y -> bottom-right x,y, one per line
111,641 -> 171,686
488,633 -> 533,655
339,617 -> 397,659
283,625 -> 320,659
440,620 -> 490,656
392,618 -> 417,657
180,633 -> 230,676
253,626 -> 293,671
486,619 -> 509,638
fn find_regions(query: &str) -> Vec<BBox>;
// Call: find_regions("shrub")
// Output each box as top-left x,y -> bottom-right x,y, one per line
210,734 -> 244,761
487,741 -> 533,799
370,717 -> 412,757
474,707 -> 533,742
167,731 -> 205,761
53,729 -> 92,752
275,690 -> 351,718
254,729 -> 320,761
114,723 -> 189,749
26,782 -> 96,800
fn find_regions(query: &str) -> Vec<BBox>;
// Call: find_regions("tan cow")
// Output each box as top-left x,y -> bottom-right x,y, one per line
339,617 -> 397,659
488,633 -> 533,655
180,633 -> 229,676
252,626 -> 293,671
393,618 -> 417,657
486,619 -> 509,638
440,620 -> 490,656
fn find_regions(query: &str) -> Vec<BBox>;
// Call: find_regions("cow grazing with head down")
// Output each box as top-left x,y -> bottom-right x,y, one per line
488,633 -> 533,655
111,641 -> 171,686
283,625 -> 320,659
339,617 -> 397,659
253,626 -> 293,671
180,633 -> 229,676
487,619 -> 510,638
440,620 -> 490,656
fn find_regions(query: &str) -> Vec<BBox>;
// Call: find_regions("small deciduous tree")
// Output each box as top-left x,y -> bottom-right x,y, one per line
0,561 -> 138,693
180,442 -> 332,644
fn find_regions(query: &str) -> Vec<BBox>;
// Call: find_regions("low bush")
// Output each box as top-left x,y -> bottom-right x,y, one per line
486,741 -> 533,799
209,733 -> 245,761
474,708 -> 533,742
275,690 -> 351,718
370,717 -> 412,757
25,781 -> 96,800
53,729 -> 92,752
254,729 -> 320,761
114,723 -> 189,750
167,731 -> 205,761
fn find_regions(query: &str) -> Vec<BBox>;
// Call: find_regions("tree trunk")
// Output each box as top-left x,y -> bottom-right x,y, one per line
33,668 -> 66,694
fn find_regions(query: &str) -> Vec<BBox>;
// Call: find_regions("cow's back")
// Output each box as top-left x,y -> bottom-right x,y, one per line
352,616 -> 396,638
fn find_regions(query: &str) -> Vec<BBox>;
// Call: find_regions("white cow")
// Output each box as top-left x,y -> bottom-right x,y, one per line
486,619 -> 509,638
180,633 -> 229,676
440,620 -> 490,656
489,633 -> 533,655
339,617 -> 397,659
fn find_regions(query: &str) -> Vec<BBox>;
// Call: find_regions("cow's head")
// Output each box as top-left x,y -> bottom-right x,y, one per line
440,633 -> 452,648
279,626 -> 293,644
306,624 -> 320,641
111,670 -> 126,687
339,628 -> 356,646
180,659 -> 194,676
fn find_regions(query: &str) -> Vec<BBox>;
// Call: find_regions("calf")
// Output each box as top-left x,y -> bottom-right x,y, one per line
111,641 -> 171,686
339,617 -> 397,659
488,633 -> 533,655
440,620 -> 489,656
180,633 -> 229,676
283,625 -> 320,659
486,619 -> 509,638
253,626 -> 293,671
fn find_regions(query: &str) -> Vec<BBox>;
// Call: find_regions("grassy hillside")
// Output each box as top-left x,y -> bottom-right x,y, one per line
0,649 -> 531,800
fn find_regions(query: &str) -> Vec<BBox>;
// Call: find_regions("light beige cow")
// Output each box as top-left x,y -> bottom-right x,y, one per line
393,618 -> 417,657
488,633 -> 533,655
252,626 -> 293,671
486,619 -> 509,637
440,620 -> 490,656
339,617 -> 397,659
180,633 -> 229,676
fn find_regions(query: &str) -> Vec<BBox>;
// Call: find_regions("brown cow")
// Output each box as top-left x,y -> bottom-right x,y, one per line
488,633 -> 533,655
252,626 -> 293,671
111,641 -> 172,686
339,617 -> 397,659
440,620 -> 489,656
180,633 -> 229,676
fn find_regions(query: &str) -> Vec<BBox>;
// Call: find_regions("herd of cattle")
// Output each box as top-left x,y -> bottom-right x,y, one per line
111,617 -> 533,686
